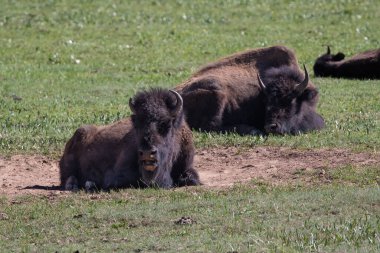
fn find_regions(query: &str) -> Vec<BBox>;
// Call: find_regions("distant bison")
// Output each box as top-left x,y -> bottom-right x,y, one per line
59,88 -> 200,191
175,46 -> 325,135
313,46 -> 380,79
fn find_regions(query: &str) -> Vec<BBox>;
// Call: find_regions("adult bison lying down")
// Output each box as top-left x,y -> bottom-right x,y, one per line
59,88 -> 200,191
175,46 -> 325,135
313,46 -> 380,79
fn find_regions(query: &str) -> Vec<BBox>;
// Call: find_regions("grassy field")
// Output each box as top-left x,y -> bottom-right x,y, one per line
0,0 -> 379,252
1,182 -> 379,252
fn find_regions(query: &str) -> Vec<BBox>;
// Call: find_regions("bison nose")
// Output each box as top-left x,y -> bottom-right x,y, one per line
138,149 -> 158,159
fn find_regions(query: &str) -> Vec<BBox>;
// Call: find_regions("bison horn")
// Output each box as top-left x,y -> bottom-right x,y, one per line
327,45 -> 331,55
257,73 -> 267,93
169,90 -> 183,116
294,64 -> 309,95
129,97 -> 136,114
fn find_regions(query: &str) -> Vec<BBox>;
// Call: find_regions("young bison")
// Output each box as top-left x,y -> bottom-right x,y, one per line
59,88 -> 200,191
175,45 -> 325,135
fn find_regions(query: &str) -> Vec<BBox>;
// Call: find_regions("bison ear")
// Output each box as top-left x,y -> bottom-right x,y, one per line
294,64 -> 309,96
332,52 -> 345,61
169,90 -> 183,116
129,98 -> 136,114
299,88 -> 318,103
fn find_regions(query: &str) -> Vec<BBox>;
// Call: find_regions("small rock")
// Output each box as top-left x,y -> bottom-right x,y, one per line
11,94 -> 22,101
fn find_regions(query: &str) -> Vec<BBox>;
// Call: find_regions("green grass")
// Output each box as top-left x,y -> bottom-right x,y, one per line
1,185 -> 379,253
1,0 -> 380,156
1,0 -> 380,252
327,165 -> 380,185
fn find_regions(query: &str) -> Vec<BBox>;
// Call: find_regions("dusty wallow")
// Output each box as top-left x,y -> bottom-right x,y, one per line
59,88 -> 200,191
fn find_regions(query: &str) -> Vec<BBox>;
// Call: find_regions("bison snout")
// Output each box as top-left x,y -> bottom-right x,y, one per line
138,149 -> 157,158
138,149 -> 158,171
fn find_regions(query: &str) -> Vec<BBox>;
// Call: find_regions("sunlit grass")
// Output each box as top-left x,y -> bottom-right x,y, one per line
1,0 -> 380,156
0,1 -> 380,252
0,185 -> 379,252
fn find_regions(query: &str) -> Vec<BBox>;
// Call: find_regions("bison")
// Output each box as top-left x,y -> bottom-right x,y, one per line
175,46 -> 325,135
59,88 -> 200,191
313,46 -> 380,79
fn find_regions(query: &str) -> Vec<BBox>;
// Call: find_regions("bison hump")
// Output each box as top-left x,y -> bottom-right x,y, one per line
181,78 -> 220,94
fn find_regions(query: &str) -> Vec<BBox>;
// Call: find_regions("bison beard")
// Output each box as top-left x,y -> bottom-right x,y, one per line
59,88 -> 200,191
175,46 -> 325,135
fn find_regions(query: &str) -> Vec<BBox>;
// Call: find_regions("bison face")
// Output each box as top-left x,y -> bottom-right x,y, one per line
129,89 -> 183,188
317,46 -> 345,63
262,100 -> 298,135
258,65 -> 321,135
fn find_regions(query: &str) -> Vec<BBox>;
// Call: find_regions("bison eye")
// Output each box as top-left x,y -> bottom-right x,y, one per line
157,121 -> 170,136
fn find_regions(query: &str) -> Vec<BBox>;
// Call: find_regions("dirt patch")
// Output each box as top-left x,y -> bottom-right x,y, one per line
196,146 -> 379,187
0,147 -> 379,197
0,155 -> 61,197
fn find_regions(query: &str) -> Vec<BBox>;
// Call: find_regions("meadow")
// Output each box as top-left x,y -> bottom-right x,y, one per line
0,0 -> 379,252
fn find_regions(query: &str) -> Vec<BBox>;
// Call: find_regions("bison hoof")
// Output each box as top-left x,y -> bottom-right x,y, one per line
85,181 -> 98,192
65,183 -> 79,191
65,176 -> 79,191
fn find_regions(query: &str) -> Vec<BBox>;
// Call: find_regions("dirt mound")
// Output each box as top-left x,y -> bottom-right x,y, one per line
0,147 -> 378,197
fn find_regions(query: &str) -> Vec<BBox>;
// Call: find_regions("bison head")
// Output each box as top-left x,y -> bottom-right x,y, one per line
258,65 -> 324,135
129,88 -> 184,188
313,46 -> 345,77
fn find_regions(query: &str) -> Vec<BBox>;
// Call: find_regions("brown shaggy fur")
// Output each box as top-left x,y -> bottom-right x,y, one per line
175,45 -> 324,135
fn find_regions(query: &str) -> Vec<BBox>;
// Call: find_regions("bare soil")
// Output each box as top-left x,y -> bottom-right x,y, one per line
0,146 -> 379,198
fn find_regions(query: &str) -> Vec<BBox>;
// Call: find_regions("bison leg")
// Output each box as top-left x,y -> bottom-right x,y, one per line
176,169 -> 201,187
148,175 -> 173,189
221,124 -> 265,136
59,152 -> 81,191
84,181 -> 99,192
103,169 -> 128,189
59,125 -> 96,190
103,149 -> 141,189
64,176 -> 79,191
171,129 -> 201,187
